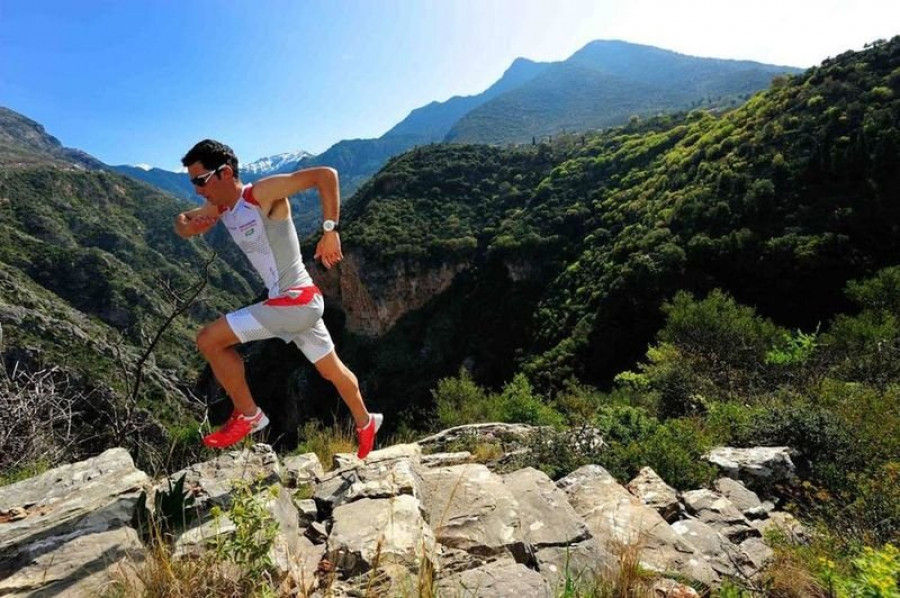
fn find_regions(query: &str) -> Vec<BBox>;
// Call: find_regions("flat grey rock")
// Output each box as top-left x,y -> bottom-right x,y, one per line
436,559 -> 551,598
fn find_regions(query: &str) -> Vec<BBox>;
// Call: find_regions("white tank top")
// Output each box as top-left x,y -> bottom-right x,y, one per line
218,184 -> 313,298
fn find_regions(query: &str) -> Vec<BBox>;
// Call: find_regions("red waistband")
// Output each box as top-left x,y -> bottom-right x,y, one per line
264,285 -> 321,307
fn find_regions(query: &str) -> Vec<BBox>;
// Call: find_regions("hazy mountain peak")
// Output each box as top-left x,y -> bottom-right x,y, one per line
0,106 -> 106,170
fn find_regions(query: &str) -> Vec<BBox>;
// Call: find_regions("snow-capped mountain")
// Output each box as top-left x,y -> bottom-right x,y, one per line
242,150 -> 315,178
111,149 -> 316,202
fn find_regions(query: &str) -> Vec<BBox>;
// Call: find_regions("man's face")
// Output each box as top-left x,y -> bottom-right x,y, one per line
187,161 -> 230,203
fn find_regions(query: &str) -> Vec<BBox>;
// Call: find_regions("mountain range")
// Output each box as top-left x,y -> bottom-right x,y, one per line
114,40 -> 800,209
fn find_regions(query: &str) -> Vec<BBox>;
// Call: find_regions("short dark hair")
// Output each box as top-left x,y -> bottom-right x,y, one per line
181,139 -> 240,180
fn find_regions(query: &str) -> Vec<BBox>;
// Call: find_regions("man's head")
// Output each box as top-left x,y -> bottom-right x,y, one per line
181,139 -> 241,203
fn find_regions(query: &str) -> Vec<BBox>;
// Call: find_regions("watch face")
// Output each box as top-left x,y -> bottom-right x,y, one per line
323,219 -> 336,232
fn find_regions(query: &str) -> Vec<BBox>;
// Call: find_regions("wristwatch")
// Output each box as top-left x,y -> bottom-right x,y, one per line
323,219 -> 340,233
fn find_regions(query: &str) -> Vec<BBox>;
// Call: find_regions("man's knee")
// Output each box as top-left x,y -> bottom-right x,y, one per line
196,326 -> 224,358
317,353 -> 357,386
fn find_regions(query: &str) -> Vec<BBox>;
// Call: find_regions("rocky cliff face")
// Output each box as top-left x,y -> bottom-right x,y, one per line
0,426 -> 806,597
310,251 -> 471,337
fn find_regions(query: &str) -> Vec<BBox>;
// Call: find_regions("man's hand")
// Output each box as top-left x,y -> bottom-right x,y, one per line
314,232 -> 343,269
188,215 -> 218,235
175,204 -> 220,238
175,213 -> 218,238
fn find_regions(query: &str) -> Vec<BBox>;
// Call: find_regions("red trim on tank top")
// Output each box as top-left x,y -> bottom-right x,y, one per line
242,185 -> 260,206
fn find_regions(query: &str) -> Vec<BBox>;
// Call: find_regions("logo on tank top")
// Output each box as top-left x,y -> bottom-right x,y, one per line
238,220 -> 256,237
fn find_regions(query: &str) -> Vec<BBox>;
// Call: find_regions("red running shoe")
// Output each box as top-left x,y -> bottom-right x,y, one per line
203,409 -> 269,449
356,413 -> 384,459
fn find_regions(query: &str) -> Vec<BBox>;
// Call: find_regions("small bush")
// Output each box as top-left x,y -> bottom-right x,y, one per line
657,289 -> 783,397
433,368 -> 495,427
704,401 -> 762,445
520,406 -> 715,488
735,403 -> 861,491
832,543 -> 900,597
825,311 -> 900,391
210,482 -> 281,591
0,365 -> 87,476
495,373 -> 565,427
107,480 -> 282,598
131,473 -> 198,545
836,463 -> 900,547
433,369 -> 563,428
628,418 -> 717,489
845,266 -> 900,316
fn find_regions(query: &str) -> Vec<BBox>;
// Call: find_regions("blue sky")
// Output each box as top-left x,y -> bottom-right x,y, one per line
1,0 -> 898,171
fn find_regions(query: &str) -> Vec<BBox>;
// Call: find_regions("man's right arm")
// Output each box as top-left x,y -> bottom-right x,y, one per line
174,203 -> 220,238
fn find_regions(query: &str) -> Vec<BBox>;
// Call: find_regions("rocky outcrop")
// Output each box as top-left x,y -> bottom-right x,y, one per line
626,467 -> 681,522
421,463 -> 527,560
310,251 -> 470,336
0,448 -> 148,597
704,447 -> 798,486
714,477 -> 774,519
0,438 -> 805,597
559,465 -> 718,585
436,559 -> 552,597
417,422 -> 542,453
680,489 -> 757,543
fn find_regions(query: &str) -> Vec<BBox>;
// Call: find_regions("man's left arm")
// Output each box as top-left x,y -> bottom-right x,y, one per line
252,167 -> 343,268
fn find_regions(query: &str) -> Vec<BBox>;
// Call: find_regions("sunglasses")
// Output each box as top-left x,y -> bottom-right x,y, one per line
190,164 -> 227,187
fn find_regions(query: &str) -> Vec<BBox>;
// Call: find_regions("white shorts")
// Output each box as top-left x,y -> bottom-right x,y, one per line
225,290 -> 334,364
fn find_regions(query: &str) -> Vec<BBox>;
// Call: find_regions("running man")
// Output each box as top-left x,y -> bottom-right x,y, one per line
174,139 -> 382,458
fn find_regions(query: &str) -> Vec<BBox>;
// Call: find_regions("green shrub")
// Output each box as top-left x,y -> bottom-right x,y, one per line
838,464 -> 900,546
593,405 -> 658,444
518,425 -> 607,480
704,401 -> 762,445
433,369 -> 564,428
632,418 -> 717,488
553,379 -> 608,423
824,267 -> 900,390
736,403 -> 861,490
210,481 -> 281,594
533,406 -> 719,489
433,368 -> 495,428
626,290 -> 787,417
131,473 -> 198,545
766,327 -> 819,367
658,290 -> 783,389
846,266 -> 900,315
822,543 -> 900,598
495,373 -> 564,427
825,311 -> 900,391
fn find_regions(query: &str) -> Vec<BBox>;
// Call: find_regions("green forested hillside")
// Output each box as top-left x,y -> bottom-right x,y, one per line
338,36 -> 900,408
525,37 -> 900,391
0,164 -> 259,468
